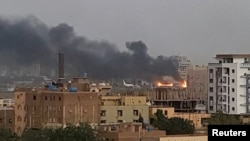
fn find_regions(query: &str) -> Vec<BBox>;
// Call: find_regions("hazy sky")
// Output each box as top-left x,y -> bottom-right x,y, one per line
1,0 -> 250,65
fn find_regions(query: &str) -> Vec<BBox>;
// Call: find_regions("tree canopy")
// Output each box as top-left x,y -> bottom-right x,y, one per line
0,123 -> 103,141
206,112 -> 242,125
152,109 -> 195,135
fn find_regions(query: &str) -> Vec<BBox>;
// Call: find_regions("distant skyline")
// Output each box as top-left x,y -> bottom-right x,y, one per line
1,0 -> 250,65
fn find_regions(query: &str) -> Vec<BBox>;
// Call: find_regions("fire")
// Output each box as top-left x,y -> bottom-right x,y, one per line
157,82 -> 173,87
181,80 -> 187,88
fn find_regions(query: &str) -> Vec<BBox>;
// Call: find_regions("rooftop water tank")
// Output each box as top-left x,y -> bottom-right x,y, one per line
69,87 -> 78,92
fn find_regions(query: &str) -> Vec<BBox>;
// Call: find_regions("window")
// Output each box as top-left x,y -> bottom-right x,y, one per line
9,119 -> 13,123
209,69 -> 213,73
209,79 -> 213,83
100,120 -> 106,123
209,106 -> 213,110
133,110 -> 139,116
45,96 -> 47,100
59,96 -> 61,101
101,110 -> 106,116
232,88 -> 235,92
232,98 -> 235,102
232,79 -> 235,83
232,69 -> 235,73
33,95 -> 36,100
209,87 -> 214,92
232,107 -> 235,111
117,110 -> 123,116
133,120 -> 139,122
164,110 -> 168,115
117,120 -> 123,123
0,118 -> 2,123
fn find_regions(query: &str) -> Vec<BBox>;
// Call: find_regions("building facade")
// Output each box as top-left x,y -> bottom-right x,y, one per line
100,96 -> 149,124
14,77 -> 101,135
0,107 -> 14,131
208,54 -> 250,114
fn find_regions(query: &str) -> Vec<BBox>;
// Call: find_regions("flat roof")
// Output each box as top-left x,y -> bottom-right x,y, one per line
215,54 -> 250,59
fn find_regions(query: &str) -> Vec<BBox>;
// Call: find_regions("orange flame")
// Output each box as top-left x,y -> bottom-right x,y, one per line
157,82 -> 173,87
181,80 -> 187,88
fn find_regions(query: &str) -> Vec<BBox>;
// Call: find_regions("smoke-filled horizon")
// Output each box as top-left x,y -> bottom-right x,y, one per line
0,16 -> 180,81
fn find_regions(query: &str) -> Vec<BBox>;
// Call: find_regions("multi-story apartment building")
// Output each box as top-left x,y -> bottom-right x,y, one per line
14,76 -> 101,135
100,96 -> 149,124
187,66 -> 208,108
208,54 -> 250,114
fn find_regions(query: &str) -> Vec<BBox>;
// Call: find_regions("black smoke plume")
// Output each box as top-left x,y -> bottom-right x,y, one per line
0,16 -> 179,81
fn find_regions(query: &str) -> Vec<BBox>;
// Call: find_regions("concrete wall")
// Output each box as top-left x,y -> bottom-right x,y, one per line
142,135 -> 207,141
101,105 -> 149,124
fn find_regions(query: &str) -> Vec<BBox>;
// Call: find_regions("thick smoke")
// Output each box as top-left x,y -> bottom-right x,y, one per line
0,16 -> 179,81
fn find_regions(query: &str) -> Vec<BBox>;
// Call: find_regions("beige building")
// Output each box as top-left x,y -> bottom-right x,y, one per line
187,66 -> 208,106
142,135 -> 207,141
149,106 -> 210,129
0,107 -> 14,131
100,96 -> 149,124
14,77 -> 101,135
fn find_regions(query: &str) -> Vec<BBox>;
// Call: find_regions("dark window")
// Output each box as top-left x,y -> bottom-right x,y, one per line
209,69 -> 213,73
232,107 -> 235,111
209,87 -> 213,92
133,110 -> 139,116
33,96 -> 36,100
232,88 -> 235,92
101,110 -> 106,116
164,110 -> 168,115
209,79 -> 213,83
117,110 -> 123,116
232,79 -> 235,83
59,96 -> 61,101
232,69 -> 235,73
45,96 -> 47,100
232,98 -> 235,101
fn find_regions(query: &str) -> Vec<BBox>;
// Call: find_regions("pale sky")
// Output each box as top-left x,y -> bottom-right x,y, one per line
1,0 -> 250,65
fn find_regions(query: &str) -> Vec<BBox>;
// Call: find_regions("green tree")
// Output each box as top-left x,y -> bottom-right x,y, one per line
207,112 -> 242,125
20,123 -> 103,141
0,129 -> 18,141
152,109 -> 195,135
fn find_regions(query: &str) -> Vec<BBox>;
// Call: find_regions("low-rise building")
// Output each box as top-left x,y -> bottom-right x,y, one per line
100,96 -> 149,124
149,106 -> 210,129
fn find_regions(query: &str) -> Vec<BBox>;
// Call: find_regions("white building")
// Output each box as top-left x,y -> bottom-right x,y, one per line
208,54 -> 250,115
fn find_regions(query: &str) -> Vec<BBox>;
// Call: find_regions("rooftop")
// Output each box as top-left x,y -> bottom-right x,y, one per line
215,54 -> 250,59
